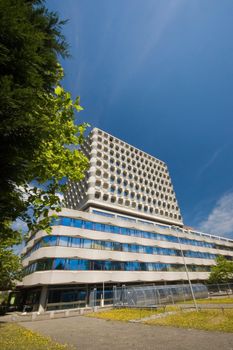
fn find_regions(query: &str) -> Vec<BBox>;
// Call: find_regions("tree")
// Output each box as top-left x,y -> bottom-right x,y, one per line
0,0 -> 89,234
0,234 -> 23,290
0,0 -> 89,287
208,256 -> 233,284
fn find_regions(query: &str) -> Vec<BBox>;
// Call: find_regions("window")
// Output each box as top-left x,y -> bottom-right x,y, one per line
58,236 -> 69,247
53,259 -> 66,270
43,236 -> 57,246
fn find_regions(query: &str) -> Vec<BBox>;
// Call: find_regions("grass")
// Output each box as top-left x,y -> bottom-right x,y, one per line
145,309 -> 233,332
87,306 -> 178,321
87,307 -> 233,332
0,323 -> 75,350
87,308 -> 161,321
180,297 -> 233,304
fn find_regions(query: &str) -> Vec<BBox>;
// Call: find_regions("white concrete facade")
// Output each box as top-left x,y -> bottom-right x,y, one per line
64,128 -> 183,226
22,208 -> 233,287
20,128 -> 233,311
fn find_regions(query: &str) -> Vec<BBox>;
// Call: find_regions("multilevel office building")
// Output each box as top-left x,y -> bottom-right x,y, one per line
20,128 -> 233,312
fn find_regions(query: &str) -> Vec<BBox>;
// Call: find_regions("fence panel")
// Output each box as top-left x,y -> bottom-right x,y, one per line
113,283 -> 209,307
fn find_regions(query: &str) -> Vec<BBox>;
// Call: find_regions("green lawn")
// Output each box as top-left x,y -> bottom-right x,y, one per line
145,309 -> 233,332
87,307 -> 233,332
0,323 -> 75,350
87,306 -> 178,321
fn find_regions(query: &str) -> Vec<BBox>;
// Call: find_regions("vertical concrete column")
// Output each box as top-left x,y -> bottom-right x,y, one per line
38,286 -> 48,313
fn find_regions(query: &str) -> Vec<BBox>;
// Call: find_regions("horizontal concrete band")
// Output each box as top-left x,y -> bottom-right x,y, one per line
22,270 -> 210,286
23,226 -> 233,257
24,208 -> 233,253
22,246 -> 215,267
58,208 -> 233,247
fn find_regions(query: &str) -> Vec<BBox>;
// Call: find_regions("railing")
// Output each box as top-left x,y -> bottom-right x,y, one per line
112,283 -> 233,308
46,300 -> 86,311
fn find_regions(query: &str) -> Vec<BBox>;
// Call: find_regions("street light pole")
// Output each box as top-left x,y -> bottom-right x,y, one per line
102,281 -> 105,307
176,229 -> 198,311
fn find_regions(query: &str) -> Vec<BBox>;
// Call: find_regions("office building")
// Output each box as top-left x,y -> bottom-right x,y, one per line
19,128 -> 233,312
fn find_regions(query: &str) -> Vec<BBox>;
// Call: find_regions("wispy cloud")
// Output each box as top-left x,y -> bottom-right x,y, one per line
135,0 -> 184,67
197,145 -> 225,178
108,0 -> 185,103
101,0 -> 184,104
199,192 -> 233,238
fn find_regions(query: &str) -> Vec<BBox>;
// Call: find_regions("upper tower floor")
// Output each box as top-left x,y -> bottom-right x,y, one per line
64,128 -> 183,226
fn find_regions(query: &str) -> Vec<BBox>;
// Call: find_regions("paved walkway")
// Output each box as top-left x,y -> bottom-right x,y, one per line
20,315 -> 233,350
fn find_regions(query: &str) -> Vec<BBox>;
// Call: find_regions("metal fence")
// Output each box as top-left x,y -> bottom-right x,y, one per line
89,282 -> 233,308
112,284 -> 208,307
207,282 -> 233,295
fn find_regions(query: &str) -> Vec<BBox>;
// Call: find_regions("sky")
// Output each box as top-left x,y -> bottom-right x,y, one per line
46,0 -> 233,238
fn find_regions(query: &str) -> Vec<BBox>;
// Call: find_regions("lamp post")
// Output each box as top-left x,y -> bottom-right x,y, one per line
175,229 -> 198,311
102,281 -> 105,307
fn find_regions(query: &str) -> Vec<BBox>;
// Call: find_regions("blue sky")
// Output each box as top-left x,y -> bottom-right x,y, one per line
46,0 -> 233,238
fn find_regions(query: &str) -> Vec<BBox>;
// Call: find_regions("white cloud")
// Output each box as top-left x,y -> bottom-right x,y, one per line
199,192 -> 233,238
135,0 -> 184,66
197,146 -> 224,177
108,0 -> 185,103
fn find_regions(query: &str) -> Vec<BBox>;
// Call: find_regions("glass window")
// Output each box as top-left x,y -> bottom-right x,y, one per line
145,246 -> 153,254
73,219 -> 83,228
138,245 -> 145,253
92,241 -> 102,250
130,245 -> 138,253
50,217 -> 61,226
113,242 -> 122,251
93,260 -> 103,270
93,223 -> 101,231
84,221 -> 93,230
61,217 -> 72,226
48,216 -> 223,251
54,258 -> 66,270
78,260 -> 89,270
71,237 -> 81,248
58,236 -> 69,247
42,235 -> 57,247
120,227 -> 128,235
104,241 -> 112,250
66,259 -> 78,270
25,258 -> 212,275
123,243 -> 130,252
83,239 -> 92,249
147,263 -> 154,271
103,261 -> 112,270
48,289 -> 61,303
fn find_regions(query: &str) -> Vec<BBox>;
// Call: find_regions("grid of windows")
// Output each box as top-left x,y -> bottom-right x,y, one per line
22,235 -> 217,261
24,258 -> 211,276
91,210 -> 233,244
50,216 -> 215,249
64,128 -> 183,223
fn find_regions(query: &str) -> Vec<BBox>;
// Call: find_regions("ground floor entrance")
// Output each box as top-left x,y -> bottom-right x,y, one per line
12,280 -> 208,312
12,283 -> 115,312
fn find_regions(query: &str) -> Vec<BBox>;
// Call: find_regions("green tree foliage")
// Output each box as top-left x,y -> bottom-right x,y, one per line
0,234 -> 22,290
208,256 -> 233,284
0,0 -> 89,288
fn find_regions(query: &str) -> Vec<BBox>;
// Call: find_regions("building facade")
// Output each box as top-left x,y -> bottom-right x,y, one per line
64,128 -> 183,226
19,128 -> 233,312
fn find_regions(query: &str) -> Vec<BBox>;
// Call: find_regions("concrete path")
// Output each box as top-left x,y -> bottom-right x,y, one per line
20,315 -> 233,350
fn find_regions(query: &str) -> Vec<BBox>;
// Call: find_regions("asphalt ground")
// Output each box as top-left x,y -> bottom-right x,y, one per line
20,315 -> 233,350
